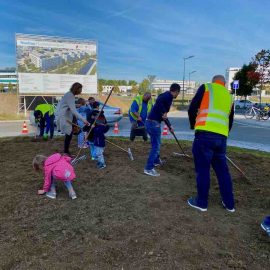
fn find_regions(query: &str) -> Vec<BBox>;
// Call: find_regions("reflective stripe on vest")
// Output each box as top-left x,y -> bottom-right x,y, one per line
129,95 -> 153,121
195,83 -> 232,137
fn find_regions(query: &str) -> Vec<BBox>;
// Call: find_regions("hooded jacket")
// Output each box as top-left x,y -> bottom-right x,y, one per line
43,153 -> 76,192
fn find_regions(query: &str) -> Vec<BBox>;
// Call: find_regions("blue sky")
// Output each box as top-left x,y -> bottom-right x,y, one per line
0,0 -> 269,83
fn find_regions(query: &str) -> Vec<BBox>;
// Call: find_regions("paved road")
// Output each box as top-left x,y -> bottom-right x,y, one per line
1,111 -> 270,152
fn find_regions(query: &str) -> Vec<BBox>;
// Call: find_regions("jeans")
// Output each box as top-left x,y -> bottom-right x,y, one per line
89,142 -> 96,159
145,119 -> 161,170
95,146 -> 105,167
192,132 -> 234,209
48,177 -> 75,195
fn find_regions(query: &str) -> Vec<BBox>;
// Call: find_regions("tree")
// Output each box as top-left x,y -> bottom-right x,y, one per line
8,83 -> 13,92
113,85 -> 120,94
131,85 -> 139,95
156,88 -> 162,95
232,63 -> 260,99
252,49 -> 270,105
98,82 -> 103,95
139,78 -> 150,94
0,83 -> 4,92
128,80 -> 137,86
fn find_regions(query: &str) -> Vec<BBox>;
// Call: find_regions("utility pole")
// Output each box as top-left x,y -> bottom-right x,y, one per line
182,55 -> 194,102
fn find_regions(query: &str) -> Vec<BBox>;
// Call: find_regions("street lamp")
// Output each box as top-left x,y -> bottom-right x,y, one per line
182,55 -> 194,101
188,70 -> 196,88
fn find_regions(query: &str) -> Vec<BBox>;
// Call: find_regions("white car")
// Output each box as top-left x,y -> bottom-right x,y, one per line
234,100 -> 253,109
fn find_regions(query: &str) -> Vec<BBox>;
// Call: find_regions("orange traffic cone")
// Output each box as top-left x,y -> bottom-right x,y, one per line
162,125 -> 168,136
21,121 -> 29,134
113,122 -> 119,134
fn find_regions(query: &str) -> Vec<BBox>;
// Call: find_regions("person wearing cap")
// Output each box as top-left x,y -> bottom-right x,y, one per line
187,75 -> 235,213
34,103 -> 55,139
128,92 -> 153,142
144,83 -> 180,177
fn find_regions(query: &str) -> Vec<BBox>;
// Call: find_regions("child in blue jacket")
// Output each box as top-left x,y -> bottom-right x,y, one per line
93,113 -> 110,169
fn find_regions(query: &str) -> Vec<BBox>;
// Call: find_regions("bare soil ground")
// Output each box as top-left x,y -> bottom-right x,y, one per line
0,136 -> 269,270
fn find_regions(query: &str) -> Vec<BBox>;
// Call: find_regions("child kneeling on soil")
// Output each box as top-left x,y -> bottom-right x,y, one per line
33,153 -> 77,199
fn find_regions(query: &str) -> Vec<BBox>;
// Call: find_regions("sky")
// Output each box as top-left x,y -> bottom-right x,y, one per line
0,0 -> 270,83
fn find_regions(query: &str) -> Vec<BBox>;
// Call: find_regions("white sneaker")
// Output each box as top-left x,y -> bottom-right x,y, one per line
70,192 -> 77,200
222,201 -> 235,212
46,191 -> 56,199
144,169 -> 160,177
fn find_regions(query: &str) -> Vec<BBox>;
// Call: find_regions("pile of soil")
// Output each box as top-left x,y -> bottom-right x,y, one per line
0,136 -> 269,269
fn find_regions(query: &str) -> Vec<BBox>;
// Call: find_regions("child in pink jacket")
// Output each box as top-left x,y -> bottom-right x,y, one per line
33,153 -> 77,199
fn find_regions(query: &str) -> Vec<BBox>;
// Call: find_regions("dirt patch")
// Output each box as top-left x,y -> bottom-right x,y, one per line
0,136 -> 269,269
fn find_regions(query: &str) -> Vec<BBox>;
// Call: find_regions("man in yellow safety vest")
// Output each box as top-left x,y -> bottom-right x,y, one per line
34,103 -> 55,139
128,92 -> 153,141
187,75 -> 235,212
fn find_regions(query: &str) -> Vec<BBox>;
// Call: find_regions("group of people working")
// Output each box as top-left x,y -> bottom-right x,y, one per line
33,77 -> 270,237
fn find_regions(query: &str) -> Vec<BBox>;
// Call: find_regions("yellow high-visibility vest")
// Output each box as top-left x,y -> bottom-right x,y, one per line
35,104 -> 55,116
195,83 -> 232,137
129,95 -> 153,121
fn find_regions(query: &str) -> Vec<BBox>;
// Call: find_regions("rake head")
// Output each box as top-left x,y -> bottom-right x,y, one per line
127,148 -> 134,161
71,155 -> 87,166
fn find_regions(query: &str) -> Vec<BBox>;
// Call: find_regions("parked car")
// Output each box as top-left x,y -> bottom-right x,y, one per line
234,100 -> 253,109
29,102 -> 122,126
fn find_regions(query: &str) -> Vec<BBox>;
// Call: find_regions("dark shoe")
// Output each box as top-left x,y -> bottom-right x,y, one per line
221,201 -> 235,213
187,197 -> 207,212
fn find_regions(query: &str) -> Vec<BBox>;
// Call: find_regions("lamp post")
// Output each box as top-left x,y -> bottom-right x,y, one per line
188,70 -> 196,93
182,55 -> 194,101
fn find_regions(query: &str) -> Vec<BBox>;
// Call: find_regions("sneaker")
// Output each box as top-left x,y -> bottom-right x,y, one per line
221,201 -> 235,213
154,158 -> 165,167
98,164 -> 106,169
187,197 -> 207,212
69,192 -> 77,200
144,169 -> 160,177
261,222 -> 270,236
46,191 -> 56,199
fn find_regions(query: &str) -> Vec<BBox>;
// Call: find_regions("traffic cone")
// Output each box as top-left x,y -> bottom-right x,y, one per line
162,125 -> 168,136
113,122 -> 119,134
21,121 -> 29,134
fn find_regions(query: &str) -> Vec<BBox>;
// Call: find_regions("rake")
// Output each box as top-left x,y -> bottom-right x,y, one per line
105,139 -> 134,161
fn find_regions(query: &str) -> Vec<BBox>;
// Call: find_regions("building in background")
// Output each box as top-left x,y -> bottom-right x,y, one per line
225,67 -> 241,90
151,79 -> 196,94
0,67 -> 17,91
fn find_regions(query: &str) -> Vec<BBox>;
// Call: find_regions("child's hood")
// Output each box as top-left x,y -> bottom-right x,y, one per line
44,153 -> 62,166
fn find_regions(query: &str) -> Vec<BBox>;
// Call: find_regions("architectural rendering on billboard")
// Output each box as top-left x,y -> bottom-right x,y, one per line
16,34 -> 97,95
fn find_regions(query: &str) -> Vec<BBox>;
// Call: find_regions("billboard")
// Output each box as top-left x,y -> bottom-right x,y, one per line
16,34 -> 97,95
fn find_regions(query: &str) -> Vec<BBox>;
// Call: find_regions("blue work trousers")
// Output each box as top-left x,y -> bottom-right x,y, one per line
192,132 -> 235,209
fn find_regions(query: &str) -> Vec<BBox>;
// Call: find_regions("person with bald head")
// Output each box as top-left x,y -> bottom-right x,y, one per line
187,75 -> 235,213
128,92 -> 153,142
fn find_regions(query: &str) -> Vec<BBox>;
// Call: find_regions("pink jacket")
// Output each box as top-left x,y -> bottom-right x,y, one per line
43,153 -> 76,192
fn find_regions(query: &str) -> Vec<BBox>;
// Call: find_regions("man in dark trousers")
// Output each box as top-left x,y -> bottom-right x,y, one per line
144,83 -> 180,177
187,75 -> 235,212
